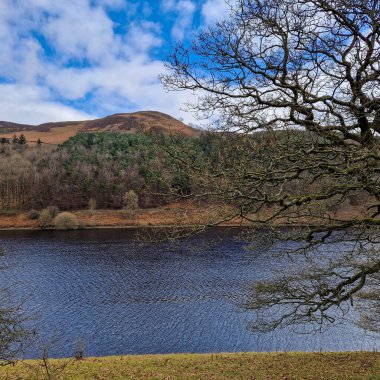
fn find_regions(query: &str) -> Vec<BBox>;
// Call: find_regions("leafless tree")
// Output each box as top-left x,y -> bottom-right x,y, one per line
0,279 -> 31,364
161,0 -> 380,331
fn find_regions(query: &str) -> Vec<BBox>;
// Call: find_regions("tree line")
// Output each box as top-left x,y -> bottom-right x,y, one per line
0,132 -> 212,211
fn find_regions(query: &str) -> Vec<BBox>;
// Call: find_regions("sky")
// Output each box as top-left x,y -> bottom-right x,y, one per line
0,0 -> 230,125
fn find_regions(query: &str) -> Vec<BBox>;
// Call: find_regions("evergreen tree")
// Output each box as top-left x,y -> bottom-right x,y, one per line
11,135 -> 19,144
18,134 -> 27,145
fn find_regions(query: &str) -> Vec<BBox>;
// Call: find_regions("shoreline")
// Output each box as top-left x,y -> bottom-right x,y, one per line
0,203 -> 367,232
18,350 -> 380,360
0,223 -> 324,232
0,204 -> 236,231
0,200 -> 369,232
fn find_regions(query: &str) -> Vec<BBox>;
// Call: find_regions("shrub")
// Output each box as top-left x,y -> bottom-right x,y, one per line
27,210 -> 40,220
122,190 -> 139,219
54,212 -> 79,230
123,190 -> 139,210
88,198 -> 97,210
46,205 -> 59,218
38,209 -> 53,228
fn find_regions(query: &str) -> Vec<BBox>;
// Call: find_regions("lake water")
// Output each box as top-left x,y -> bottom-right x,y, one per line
0,228 -> 379,358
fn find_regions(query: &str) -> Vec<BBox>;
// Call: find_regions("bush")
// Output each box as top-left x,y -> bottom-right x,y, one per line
38,209 -> 53,228
122,190 -> 139,219
88,198 -> 97,210
54,212 -> 79,230
46,205 -> 59,218
123,190 -> 139,210
27,210 -> 40,220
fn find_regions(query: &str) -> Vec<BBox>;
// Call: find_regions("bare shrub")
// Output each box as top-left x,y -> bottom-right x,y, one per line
46,205 -> 59,218
122,190 -> 139,219
88,198 -> 97,211
123,190 -> 139,209
54,212 -> 79,230
38,209 -> 53,228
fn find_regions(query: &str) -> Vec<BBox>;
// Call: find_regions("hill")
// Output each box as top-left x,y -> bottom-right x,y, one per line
0,111 -> 199,144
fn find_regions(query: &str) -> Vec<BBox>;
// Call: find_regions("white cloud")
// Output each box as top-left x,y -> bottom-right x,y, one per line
0,0 -> 199,125
0,84 -> 95,124
44,9 -> 117,63
93,0 -> 126,9
172,0 -> 196,40
162,0 -> 177,12
124,22 -> 162,55
201,0 -> 230,25
162,0 -> 196,40
43,58 -> 197,122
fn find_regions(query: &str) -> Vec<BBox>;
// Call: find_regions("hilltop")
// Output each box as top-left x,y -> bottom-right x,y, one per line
0,111 -> 199,144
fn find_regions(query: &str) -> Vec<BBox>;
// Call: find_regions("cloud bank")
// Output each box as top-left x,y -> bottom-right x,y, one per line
0,0 -> 230,125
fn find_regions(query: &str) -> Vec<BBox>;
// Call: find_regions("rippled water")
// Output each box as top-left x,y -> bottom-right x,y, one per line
0,228 -> 379,358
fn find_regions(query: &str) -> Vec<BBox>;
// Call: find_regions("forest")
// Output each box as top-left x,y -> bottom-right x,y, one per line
0,131 -> 213,212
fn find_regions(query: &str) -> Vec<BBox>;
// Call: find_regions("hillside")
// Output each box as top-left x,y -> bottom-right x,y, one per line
0,111 -> 199,144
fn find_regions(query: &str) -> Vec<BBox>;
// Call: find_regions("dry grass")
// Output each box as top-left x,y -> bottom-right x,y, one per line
0,202 -> 219,229
1,352 -> 380,379
0,111 -> 199,145
0,200 -> 373,230
0,124 -> 84,145
82,111 -> 199,137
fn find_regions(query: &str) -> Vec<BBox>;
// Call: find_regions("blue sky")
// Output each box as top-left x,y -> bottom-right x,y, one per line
0,0 -> 229,125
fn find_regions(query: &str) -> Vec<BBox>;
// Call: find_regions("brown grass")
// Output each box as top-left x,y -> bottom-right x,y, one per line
0,200 -> 372,230
0,111 -> 199,145
0,203 -> 205,229
1,352 -> 380,379
83,111 -> 200,136
0,124 -> 84,145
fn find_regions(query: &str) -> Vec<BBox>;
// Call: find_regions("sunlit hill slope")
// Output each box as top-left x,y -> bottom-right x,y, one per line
0,111 -> 200,144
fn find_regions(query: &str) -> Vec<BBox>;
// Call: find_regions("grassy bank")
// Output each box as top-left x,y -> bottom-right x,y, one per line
1,352 -> 380,379
0,200 -> 369,231
0,203 -> 252,231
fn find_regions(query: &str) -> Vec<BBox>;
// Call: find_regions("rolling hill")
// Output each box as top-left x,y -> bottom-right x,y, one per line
0,111 -> 199,144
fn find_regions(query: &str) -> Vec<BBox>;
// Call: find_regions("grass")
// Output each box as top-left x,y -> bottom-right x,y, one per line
0,210 -> 17,216
1,352 -> 380,379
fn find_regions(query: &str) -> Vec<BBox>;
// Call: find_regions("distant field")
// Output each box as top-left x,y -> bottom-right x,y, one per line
1,352 -> 380,379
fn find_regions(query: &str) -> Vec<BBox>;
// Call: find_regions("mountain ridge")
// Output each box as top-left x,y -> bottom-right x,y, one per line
0,111 -> 199,144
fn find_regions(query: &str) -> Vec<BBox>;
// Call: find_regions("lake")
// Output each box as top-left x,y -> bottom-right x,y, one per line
0,228 -> 378,358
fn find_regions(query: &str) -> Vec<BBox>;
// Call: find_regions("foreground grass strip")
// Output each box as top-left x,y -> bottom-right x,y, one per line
1,352 -> 380,380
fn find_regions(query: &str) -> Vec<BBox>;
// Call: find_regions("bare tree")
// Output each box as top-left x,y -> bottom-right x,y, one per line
0,247 -> 32,365
161,0 -> 380,331
0,285 -> 31,364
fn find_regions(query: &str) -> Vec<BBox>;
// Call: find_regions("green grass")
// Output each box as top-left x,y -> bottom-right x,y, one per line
2,352 -> 380,379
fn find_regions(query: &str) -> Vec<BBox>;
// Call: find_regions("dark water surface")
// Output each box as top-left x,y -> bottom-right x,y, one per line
0,228 -> 378,358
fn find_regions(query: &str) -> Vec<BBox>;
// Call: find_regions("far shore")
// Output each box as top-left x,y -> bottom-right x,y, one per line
0,203 -> 247,231
0,201 -> 368,232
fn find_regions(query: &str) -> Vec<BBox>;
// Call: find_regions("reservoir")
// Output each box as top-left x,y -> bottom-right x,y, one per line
0,228 -> 378,358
